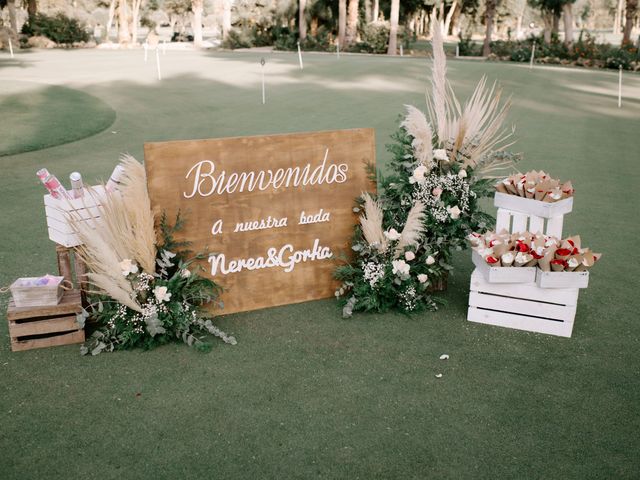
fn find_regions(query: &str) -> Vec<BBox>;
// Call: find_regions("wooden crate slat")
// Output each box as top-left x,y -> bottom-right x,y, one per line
528,215 -> 544,234
511,213 -> 528,233
10,330 -> 85,352
9,315 -> 80,337
493,192 -> 573,219
496,209 -> 511,231
7,291 -> 82,320
468,307 -> 574,338
536,270 -> 589,289
469,291 -> 577,322
470,270 -> 579,306
546,215 -> 564,238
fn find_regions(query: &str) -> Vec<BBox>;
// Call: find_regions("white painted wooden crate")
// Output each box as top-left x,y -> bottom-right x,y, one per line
467,191 -> 584,337
494,192 -> 573,219
43,186 -> 105,247
468,270 -> 579,338
471,251 -> 536,284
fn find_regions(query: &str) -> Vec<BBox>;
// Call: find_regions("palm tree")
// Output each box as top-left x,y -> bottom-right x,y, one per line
372,0 -> 379,21
482,0 -> 498,56
346,0 -> 359,45
299,0 -> 307,41
387,0 -> 400,55
192,0 -> 204,46
622,0 -> 638,44
338,0 -> 346,47
222,0 -> 231,39
118,0 -> 130,43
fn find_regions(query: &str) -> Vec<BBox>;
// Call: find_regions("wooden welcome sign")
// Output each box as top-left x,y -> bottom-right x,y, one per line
144,129 -> 375,314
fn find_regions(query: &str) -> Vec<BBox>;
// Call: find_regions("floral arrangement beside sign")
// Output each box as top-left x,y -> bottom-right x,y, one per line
335,21 -> 520,317
69,156 -> 236,355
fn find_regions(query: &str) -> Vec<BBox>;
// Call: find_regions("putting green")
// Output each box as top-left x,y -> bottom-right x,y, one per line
0,81 -> 115,156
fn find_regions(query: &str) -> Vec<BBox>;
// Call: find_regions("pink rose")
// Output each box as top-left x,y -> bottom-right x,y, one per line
432,187 -> 443,198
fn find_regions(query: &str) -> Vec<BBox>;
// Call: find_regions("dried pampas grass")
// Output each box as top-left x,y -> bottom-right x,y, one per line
421,11 -> 514,171
359,192 -> 387,252
401,105 -> 434,171
395,201 -> 426,257
68,154 -> 157,312
118,154 -> 156,274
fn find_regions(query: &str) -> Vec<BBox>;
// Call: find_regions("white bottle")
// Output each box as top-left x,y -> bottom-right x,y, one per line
70,172 -> 84,198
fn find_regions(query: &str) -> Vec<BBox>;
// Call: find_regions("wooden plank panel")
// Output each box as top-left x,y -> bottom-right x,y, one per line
7,291 -> 82,320
470,270 -> 579,306
467,307 -> 574,338
537,270 -> 589,289
495,209 -> 511,232
546,215 -> 564,238
469,291 -> 577,322
511,213 -> 528,233
10,330 -> 85,352
493,192 -> 573,218
10,315 -> 79,337
145,129 -> 376,315
528,215 -> 544,234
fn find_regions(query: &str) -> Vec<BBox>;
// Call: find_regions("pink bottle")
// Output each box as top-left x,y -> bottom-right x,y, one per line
37,168 -> 70,200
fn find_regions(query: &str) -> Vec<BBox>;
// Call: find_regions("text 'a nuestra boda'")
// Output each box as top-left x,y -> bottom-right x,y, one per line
183,148 -> 349,198
208,239 -> 333,276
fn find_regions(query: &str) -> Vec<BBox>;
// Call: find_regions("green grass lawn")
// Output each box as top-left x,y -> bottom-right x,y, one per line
1,49 -> 639,479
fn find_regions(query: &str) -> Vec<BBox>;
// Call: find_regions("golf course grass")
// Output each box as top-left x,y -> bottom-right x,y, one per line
0,49 -> 639,479
0,80 -> 115,157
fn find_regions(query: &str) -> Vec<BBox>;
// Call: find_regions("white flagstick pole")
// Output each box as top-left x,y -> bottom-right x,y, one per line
144,42 -> 148,62
297,41 -> 303,70
155,48 -> 162,81
336,42 -> 340,59
260,58 -> 266,105
8,38 -> 14,58
618,65 -> 622,108
400,44 -> 403,56
456,44 -> 459,58
529,43 -> 535,69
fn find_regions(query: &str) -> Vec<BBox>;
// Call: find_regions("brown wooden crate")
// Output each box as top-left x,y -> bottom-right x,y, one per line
10,330 -> 85,352
7,291 -> 82,321
9,315 -> 80,337
145,129 -> 376,315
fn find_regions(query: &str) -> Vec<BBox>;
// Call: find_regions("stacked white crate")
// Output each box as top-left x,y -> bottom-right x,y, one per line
467,192 -> 588,338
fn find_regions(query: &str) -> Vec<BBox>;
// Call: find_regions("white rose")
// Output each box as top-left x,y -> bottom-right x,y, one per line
405,251 -> 416,261
458,169 -> 467,178
417,274 -> 429,284
180,269 -> 191,278
391,259 -> 410,276
447,205 -> 462,220
119,259 -> 139,276
426,255 -> 436,265
383,228 -> 402,241
409,165 -> 428,184
153,285 -> 172,303
434,149 -> 449,162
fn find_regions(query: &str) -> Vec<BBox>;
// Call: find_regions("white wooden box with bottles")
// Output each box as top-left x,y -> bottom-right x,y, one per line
44,186 -> 106,248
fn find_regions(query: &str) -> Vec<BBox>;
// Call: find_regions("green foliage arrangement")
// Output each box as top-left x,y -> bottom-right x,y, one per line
21,13 -> 90,45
